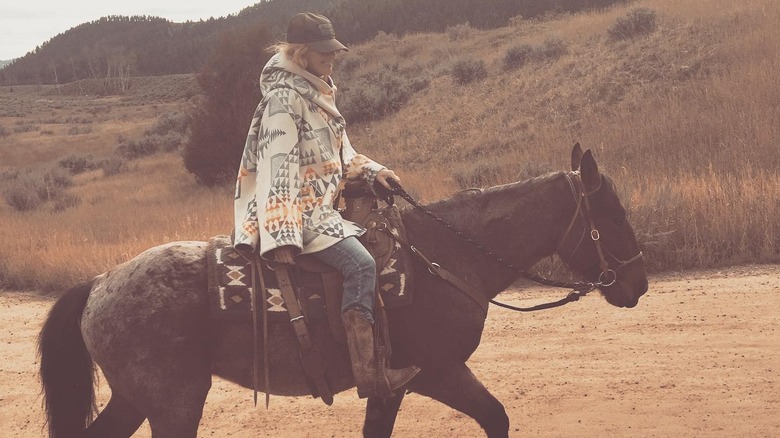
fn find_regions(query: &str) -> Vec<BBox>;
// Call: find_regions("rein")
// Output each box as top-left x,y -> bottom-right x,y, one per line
385,174 -> 642,312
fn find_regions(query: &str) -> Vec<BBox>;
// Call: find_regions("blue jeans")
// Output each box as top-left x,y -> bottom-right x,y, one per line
310,236 -> 376,324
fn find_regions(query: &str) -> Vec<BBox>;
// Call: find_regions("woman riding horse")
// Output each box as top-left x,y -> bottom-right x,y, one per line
232,12 -> 419,399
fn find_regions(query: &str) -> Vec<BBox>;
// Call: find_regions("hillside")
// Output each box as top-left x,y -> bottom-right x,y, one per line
0,0 -> 625,86
0,0 -> 778,292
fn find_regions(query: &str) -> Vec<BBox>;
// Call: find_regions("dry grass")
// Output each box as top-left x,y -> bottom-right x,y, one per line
0,0 -> 778,291
345,0 -> 780,269
0,155 -> 232,290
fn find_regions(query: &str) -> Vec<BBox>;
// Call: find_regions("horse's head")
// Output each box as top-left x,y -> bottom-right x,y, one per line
556,143 -> 648,308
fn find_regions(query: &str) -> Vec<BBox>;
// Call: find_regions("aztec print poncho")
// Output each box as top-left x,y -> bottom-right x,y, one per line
233,53 -> 385,258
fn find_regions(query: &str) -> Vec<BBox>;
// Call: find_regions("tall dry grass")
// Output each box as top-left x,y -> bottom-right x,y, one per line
0,155 -> 232,291
0,0 -> 778,291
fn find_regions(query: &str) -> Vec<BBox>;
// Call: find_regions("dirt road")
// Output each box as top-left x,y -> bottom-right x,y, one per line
2,265 -> 778,437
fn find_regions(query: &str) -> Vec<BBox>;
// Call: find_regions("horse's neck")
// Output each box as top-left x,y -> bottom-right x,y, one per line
403,172 -> 575,297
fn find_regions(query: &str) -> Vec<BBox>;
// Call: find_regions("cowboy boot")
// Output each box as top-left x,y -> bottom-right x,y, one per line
342,309 -> 420,399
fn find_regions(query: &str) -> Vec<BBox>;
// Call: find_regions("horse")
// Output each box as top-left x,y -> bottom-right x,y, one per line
38,145 -> 648,437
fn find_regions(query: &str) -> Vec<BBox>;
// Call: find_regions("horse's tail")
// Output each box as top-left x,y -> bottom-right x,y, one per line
38,279 -> 97,438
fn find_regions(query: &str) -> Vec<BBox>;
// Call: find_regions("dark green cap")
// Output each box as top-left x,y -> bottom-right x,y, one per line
286,12 -> 348,52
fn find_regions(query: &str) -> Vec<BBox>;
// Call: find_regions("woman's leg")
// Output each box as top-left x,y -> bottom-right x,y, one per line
310,236 -> 418,398
310,236 -> 376,323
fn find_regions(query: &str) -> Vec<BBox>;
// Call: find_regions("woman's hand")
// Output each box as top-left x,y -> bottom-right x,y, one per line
271,246 -> 296,265
376,168 -> 401,189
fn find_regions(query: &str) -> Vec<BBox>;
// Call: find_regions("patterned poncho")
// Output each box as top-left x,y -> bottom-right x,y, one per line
233,53 -> 385,258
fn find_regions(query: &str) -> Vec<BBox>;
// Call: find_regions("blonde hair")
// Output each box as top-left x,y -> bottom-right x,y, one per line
267,42 -> 310,70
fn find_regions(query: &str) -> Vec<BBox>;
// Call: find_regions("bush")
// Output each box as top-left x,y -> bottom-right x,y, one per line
100,157 -> 128,176
43,168 -> 73,189
59,154 -> 95,174
533,37 -> 568,60
145,112 -> 189,136
504,44 -> 533,70
51,193 -> 82,213
337,56 -> 362,76
4,182 -> 42,211
117,136 -> 158,159
504,38 -> 568,70
339,67 -> 430,123
608,8 -> 658,41
451,59 -> 488,85
0,125 -> 8,138
447,22 -> 473,41
13,123 -> 38,133
67,126 -> 93,135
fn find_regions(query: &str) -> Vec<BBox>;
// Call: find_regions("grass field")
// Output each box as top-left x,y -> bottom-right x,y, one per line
0,0 -> 778,292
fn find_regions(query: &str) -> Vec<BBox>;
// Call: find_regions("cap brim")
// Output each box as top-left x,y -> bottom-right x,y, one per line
305,38 -> 349,53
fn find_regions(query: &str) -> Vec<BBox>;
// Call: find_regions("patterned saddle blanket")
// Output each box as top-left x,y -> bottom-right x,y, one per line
206,205 -> 415,323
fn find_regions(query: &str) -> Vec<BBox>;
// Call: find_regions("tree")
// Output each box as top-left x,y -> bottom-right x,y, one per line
183,24 -> 273,185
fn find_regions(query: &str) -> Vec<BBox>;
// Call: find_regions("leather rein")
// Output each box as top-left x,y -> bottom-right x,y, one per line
385,172 -> 643,313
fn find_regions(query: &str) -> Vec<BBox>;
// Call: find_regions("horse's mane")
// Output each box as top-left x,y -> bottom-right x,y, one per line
420,171 -> 567,211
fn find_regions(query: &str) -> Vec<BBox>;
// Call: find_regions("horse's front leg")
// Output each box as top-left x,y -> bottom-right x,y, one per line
363,391 -> 406,438
409,362 -> 509,438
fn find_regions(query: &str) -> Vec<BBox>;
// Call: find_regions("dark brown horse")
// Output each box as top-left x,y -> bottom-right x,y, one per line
38,145 -> 647,437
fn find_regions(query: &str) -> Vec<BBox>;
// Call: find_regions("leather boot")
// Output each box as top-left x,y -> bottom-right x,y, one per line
342,309 -> 420,399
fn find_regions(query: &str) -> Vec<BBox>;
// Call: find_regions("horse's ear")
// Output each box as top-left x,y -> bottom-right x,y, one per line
580,149 -> 602,192
571,142 -> 583,171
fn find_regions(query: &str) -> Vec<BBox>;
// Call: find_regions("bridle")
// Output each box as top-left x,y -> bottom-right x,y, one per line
555,171 -> 644,289
384,172 -> 643,313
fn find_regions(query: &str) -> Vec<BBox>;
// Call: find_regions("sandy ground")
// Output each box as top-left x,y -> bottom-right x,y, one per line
1,265 -> 778,437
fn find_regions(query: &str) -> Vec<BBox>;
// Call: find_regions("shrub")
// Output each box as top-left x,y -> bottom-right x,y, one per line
32,169 -> 72,202
43,168 -> 73,189
145,112 -> 189,136
4,182 -> 42,211
447,22 -> 473,41
608,8 -> 658,41
59,154 -> 96,174
504,44 -> 533,70
67,126 -> 93,135
117,136 -> 158,159
339,68 -> 430,123
100,157 -> 128,176
51,193 -> 82,213
0,125 -> 8,138
504,38 -> 568,70
534,37 -> 568,60
337,56 -> 362,76
13,123 -> 38,133
451,59 -> 488,85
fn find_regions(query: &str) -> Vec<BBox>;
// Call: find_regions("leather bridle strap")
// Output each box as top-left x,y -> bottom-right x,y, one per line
576,175 -> 614,285
558,172 -> 643,287
408,244 -> 489,315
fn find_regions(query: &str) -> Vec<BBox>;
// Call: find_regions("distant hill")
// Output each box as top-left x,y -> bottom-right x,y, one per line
0,0 -> 626,86
0,60 -> 11,70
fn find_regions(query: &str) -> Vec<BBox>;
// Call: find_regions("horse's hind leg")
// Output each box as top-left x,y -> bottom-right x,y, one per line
85,392 -> 145,437
141,354 -> 212,437
363,391 -> 406,438
408,362 -> 509,438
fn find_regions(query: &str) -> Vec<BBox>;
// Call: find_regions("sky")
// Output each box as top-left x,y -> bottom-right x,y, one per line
0,1 -> 258,60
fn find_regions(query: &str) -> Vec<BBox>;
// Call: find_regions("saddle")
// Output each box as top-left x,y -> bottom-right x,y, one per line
206,181 -> 414,405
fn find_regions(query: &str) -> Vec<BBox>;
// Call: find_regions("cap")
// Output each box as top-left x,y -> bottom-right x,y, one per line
286,12 -> 348,52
